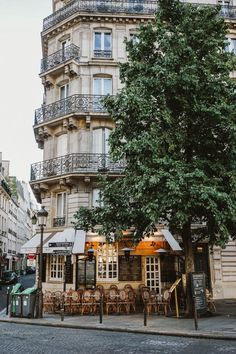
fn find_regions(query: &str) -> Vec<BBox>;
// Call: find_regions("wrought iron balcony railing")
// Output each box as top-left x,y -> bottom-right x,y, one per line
43,0 -> 157,31
41,44 -> 80,73
43,1 -> 236,32
34,94 -> 109,125
30,153 -> 126,181
93,49 -> 112,58
53,217 -> 66,227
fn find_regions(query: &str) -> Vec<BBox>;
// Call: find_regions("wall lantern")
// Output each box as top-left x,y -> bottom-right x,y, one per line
121,247 -> 134,261
87,248 -> 94,262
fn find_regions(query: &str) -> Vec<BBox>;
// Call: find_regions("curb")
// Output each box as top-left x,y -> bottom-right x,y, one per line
0,317 -> 236,340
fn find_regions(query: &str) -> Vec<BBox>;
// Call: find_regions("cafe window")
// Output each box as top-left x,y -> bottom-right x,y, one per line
49,255 -> 64,280
97,243 -> 118,281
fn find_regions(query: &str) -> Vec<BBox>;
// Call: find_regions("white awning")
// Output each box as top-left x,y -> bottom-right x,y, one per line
72,230 -> 86,254
21,232 -> 55,254
161,229 -> 182,251
43,228 -> 76,254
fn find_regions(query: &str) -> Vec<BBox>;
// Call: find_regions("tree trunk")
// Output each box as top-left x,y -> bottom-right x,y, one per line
182,219 -> 195,317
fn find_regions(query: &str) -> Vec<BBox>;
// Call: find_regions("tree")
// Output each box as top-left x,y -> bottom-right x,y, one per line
73,0 -> 236,315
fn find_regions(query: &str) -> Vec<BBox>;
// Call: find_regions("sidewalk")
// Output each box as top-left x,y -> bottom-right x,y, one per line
0,299 -> 236,340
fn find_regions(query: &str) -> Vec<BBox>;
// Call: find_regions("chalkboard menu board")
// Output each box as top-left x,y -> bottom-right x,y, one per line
118,255 -> 141,281
77,259 -> 96,288
190,272 -> 207,313
65,255 -> 73,284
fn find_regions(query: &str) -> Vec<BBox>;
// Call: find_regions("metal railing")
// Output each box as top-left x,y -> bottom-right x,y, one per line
93,49 -> 112,58
41,44 -> 80,73
53,217 -> 66,227
43,1 -> 236,32
30,153 -> 126,181
43,0 -> 157,31
34,94 -> 109,125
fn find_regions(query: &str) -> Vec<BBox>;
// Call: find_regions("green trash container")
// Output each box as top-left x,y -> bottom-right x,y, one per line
10,284 -> 24,317
21,287 -> 37,318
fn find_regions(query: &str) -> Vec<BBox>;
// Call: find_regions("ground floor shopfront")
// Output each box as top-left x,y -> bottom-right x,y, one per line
21,228 -> 236,300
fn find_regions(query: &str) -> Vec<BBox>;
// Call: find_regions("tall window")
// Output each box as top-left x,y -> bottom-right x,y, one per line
130,32 -> 139,44
56,192 -> 66,218
93,77 -> 112,96
60,84 -> 69,100
92,128 -> 111,154
92,188 -> 102,208
94,31 -> 112,58
50,255 -> 64,280
225,38 -> 236,54
97,243 -> 118,281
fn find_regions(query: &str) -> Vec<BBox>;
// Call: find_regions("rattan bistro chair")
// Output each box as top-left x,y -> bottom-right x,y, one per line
157,290 -> 172,316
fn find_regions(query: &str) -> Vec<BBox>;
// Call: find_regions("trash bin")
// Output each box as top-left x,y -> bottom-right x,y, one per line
21,287 -> 37,318
10,284 -> 24,318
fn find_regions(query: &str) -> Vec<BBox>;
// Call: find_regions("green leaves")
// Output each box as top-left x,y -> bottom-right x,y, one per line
73,0 -> 236,248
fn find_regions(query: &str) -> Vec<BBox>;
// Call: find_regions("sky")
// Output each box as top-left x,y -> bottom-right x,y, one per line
0,0 -> 52,182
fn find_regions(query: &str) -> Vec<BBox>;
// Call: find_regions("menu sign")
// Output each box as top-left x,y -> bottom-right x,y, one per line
190,272 -> 207,313
65,255 -> 73,284
118,255 -> 141,281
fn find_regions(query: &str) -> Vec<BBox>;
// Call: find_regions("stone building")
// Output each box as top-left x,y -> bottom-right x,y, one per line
0,154 -> 35,275
25,0 -> 236,299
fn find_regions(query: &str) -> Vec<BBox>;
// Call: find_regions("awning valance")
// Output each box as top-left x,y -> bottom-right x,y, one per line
21,232 -> 55,254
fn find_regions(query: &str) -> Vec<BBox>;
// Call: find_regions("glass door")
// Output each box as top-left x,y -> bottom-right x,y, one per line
145,256 -> 161,294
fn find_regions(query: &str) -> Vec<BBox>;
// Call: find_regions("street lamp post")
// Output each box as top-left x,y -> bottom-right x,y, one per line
32,206 -> 48,318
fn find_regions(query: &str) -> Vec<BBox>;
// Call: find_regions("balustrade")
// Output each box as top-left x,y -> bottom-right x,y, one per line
41,44 -> 80,73
34,94 -> 108,125
30,153 -> 125,181
43,1 -> 236,32
43,0 -> 157,31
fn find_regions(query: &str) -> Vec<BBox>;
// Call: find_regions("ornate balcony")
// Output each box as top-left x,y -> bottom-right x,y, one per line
34,94 -> 109,125
30,153 -> 126,181
42,1 -> 236,32
43,0 -> 157,31
53,217 -> 66,227
41,44 -> 80,74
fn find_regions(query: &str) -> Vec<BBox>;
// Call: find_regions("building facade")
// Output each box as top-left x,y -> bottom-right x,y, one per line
27,0 -> 236,299
0,154 -> 36,275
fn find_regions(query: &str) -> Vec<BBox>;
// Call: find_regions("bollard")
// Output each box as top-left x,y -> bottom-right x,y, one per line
99,294 -> 103,324
193,296 -> 198,330
6,287 -> 10,316
144,300 -> 147,327
60,295 -> 64,321
60,308 -> 64,321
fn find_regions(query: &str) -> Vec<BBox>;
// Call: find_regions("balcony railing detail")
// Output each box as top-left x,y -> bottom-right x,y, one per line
43,0 -> 157,31
41,44 -> 80,73
93,49 -> 112,58
53,217 -> 66,227
30,153 -> 126,181
43,1 -> 236,32
34,94 -> 109,125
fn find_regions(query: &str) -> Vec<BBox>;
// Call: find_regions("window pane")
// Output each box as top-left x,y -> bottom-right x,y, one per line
93,78 -> 101,95
104,33 -> 111,50
103,79 -> 112,95
95,32 -> 101,50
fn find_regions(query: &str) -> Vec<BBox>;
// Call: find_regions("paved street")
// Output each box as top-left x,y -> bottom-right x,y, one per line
0,274 -> 35,311
0,322 -> 235,354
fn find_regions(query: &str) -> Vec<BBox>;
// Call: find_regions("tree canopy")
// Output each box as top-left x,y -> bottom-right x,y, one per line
74,0 -> 236,249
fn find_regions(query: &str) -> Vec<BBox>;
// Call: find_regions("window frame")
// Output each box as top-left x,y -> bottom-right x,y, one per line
97,243 -> 118,282
49,254 -> 64,280
93,30 -> 112,58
